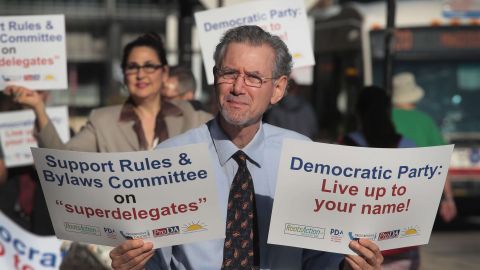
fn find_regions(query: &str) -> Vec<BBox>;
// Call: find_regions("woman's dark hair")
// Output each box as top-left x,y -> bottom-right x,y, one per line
121,32 -> 168,71
356,86 -> 401,148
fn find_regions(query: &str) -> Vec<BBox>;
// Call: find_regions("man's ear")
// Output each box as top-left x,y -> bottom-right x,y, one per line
270,75 -> 288,105
182,91 -> 195,101
161,66 -> 170,83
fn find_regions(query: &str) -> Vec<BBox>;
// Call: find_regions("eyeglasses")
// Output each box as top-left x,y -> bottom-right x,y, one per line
124,63 -> 164,74
214,66 -> 276,88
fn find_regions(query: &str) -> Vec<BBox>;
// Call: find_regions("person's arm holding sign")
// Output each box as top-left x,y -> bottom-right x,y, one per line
4,85 -> 79,151
4,86 -> 50,131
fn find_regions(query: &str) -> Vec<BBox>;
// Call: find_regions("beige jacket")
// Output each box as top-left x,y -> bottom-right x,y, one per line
35,99 -> 212,152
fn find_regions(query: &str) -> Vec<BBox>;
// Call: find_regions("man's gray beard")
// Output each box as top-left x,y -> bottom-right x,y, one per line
220,107 -> 252,128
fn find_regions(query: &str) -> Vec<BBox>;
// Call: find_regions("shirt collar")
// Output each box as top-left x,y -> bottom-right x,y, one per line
209,116 -> 263,168
119,97 -> 183,122
118,97 -> 183,149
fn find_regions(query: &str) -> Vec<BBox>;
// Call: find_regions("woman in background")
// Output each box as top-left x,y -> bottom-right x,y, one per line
5,32 -> 211,152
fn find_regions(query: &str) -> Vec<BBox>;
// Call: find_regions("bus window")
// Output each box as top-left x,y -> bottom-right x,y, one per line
373,61 -> 480,135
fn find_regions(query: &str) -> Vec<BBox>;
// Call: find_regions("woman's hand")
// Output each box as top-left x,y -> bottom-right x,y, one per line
4,85 -> 50,130
4,85 -> 45,112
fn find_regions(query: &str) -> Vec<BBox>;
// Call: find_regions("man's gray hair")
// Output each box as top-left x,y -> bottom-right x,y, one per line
213,25 -> 292,79
169,65 -> 196,95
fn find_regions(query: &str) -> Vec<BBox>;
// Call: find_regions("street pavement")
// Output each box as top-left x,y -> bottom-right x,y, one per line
420,217 -> 480,270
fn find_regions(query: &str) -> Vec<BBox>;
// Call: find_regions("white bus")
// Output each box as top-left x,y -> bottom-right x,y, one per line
312,0 -> 480,213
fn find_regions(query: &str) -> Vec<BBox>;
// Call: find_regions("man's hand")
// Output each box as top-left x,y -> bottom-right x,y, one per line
343,239 -> 383,270
110,240 -> 154,270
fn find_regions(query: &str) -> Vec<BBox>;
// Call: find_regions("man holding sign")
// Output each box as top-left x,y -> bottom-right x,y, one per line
110,26 -> 383,270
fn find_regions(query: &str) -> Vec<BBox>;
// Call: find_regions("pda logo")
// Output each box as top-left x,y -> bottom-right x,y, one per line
330,229 -> 343,236
378,230 -> 400,241
104,227 -> 117,239
153,226 -> 180,237
329,228 -> 344,243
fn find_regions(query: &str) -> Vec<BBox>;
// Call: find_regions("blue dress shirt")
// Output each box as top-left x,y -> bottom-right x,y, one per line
146,118 -> 343,270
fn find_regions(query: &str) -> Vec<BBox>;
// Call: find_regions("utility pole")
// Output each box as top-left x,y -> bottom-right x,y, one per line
384,0 -> 396,96
178,0 -> 195,66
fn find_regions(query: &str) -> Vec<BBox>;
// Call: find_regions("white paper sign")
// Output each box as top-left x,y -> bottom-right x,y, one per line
0,15 -> 67,90
268,139 -> 454,254
31,145 -> 224,248
195,0 -> 315,84
0,106 -> 70,168
0,211 -> 63,270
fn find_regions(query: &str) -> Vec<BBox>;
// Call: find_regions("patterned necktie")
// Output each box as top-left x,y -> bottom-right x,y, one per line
222,151 -> 259,269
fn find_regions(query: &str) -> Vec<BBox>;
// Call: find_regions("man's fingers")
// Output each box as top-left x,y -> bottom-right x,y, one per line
118,249 -> 154,270
348,239 -> 383,269
111,239 -> 144,256
359,239 -> 382,264
365,239 -> 383,266
349,240 -> 374,262
358,238 -> 381,253
344,255 -> 361,270
110,240 -> 153,268
130,251 -> 155,270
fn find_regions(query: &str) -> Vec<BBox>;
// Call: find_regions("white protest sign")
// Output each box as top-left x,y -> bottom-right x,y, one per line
0,106 -> 69,168
195,0 -> 315,84
268,139 -> 454,254
0,211 -> 63,270
0,15 -> 67,90
31,145 -> 224,248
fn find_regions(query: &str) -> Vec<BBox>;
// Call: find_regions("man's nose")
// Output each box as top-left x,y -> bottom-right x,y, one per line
232,74 -> 246,95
